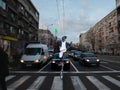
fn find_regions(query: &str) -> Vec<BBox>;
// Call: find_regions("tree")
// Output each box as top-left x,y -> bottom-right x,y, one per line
86,30 -> 95,52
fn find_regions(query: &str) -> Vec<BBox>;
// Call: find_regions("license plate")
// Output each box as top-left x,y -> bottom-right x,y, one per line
58,62 -> 64,66
26,64 -> 32,66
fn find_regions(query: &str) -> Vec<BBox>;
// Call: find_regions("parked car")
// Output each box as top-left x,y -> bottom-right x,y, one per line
73,51 -> 82,61
79,52 -> 100,66
51,53 -> 70,70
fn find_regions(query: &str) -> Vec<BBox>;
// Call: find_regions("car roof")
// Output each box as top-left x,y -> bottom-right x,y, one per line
82,52 -> 95,55
26,44 -> 47,48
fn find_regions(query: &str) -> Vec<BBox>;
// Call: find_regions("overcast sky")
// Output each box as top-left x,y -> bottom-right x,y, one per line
31,0 -> 116,43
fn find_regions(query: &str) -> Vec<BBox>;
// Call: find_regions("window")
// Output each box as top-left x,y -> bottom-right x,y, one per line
0,0 -> 6,10
0,22 -> 4,28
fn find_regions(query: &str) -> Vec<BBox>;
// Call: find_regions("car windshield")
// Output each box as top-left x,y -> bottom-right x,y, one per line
84,53 -> 96,57
53,53 -> 68,59
24,48 -> 41,55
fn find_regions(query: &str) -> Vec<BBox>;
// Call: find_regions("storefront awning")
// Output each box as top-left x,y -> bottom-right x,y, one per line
0,36 -> 18,41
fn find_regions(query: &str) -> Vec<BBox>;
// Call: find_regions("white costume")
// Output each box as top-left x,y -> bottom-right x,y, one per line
59,41 -> 67,58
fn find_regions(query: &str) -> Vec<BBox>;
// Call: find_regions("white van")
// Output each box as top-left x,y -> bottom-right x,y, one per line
20,43 -> 49,67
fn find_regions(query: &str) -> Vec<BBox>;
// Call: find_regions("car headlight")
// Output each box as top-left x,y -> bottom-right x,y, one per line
34,59 -> 39,63
66,61 -> 70,63
97,59 -> 100,62
20,60 -> 24,63
86,59 -> 90,62
52,61 -> 55,63
43,56 -> 47,60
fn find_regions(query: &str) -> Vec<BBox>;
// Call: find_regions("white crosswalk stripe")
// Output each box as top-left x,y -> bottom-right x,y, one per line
7,76 -> 30,90
86,76 -> 110,90
6,75 -> 120,90
102,76 -> 120,87
6,75 -> 16,81
71,76 -> 87,90
27,76 -> 46,90
51,76 -> 63,90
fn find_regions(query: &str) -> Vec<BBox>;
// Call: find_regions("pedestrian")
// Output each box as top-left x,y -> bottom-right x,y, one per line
58,36 -> 70,58
0,46 -> 9,90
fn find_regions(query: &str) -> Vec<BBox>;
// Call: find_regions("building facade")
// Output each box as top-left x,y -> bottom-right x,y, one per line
0,0 -> 39,58
80,9 -> 120,55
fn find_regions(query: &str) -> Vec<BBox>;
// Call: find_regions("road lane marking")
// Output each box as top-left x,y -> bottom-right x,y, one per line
102,59 -> 120,63
10,70 -> 120,74
100,65 -> 117,71
7,76 -> 30,90
37,61 -> 51,73
86,76 -> 110,90
102,76 -> 120,87
70,61 -> 79,72
51,76 -> 63,90
71,76 -> 87,90
100,61 -> 108,64
6,75 -> 16,81
27,76 -> 46,90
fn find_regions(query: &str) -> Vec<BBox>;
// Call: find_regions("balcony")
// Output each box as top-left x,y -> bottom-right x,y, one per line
0,8 -> 7,18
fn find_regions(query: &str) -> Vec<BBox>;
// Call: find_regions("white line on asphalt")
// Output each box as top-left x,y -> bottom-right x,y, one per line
10,70 -> 120,74
70,61 -> 79,72
86,76 -> 110,90
7,76 -> 30,90
27,76 -> 46,90
100,65 -> 117,71
6,75 -> 16,81
102,59 -> 120,63
102,76 -> 120,87
37,61 -> 51,73
100,61 -> 108,64
71,76 -> 87,90
51,76 -> 63,90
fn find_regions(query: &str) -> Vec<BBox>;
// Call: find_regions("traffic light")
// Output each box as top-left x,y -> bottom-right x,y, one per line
54,28 -> 58,34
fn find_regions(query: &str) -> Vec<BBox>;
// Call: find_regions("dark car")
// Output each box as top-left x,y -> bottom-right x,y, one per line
68,50 -> 77,58
51,53 -> 70,70
79,52 -> 100,66
73,51 -> 82,61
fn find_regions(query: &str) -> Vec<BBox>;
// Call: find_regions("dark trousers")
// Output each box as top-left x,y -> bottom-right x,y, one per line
0,76 -> 7,90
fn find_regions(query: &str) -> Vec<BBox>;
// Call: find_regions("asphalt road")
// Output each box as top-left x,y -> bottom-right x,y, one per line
7,56 -> 120,90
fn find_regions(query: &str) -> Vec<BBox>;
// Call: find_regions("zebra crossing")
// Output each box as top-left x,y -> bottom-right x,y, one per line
6,75 -> 120,90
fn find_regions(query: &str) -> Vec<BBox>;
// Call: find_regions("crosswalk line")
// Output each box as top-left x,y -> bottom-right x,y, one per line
102,76 -> 120,87
71,76 -> 87,90
7,76 -> 30,90
6,75 -> 16,81
86,76 -> 110,90
27,76 -> 46,90
51,76 -> 63,90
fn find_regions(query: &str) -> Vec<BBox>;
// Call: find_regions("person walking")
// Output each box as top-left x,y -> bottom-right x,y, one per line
0,46 -> 9,90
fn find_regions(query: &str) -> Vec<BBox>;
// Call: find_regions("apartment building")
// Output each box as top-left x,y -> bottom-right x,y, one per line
0,0 -> 39,57
80,9 -> 120,55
